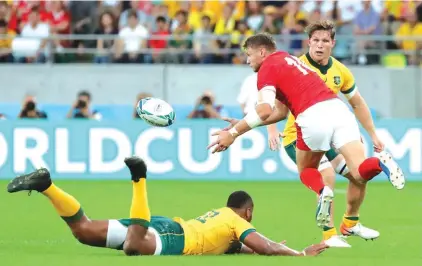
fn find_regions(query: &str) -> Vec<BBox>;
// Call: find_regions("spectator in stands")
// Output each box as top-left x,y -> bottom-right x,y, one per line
259,6 -> 282,35
188,0 -> 215,31
237,73 -> 258,116
353,0 -> 382,65
282,1 -> 307,34
193,15 -> 215,64
115,10 -> 148,63
119,0 -> 149,29
18,94 -> 47,119
0,19 -> 14,62
230,20 -> 253,64
67,91 -> 101,120
395,10 -> 422,65
0,1 -> 11,27
12,7 -> 49,63
168,10 -> 193,64
68,1 -> 97,54
226,0 -> 246,21
94,11 -> 118,64
133,92 -> 152,119
246,1 -> 264,32
288,19 -> 308,56
98,0 -> 122,19
416,1 -> 422,22
49,1 -> 71,62
214,5 -> 236,63
9,1 -> 51,33
149,4 -> 170,32
147,16 -> 169,63
188,91 -> 228,119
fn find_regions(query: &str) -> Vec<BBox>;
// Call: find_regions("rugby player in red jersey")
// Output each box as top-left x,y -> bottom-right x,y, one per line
207,33 -> 405,242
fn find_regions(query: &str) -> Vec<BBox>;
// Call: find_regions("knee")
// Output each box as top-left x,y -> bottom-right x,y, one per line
72,223 -> 92,245
348,166 -> 367,184
123,240 -> 141,256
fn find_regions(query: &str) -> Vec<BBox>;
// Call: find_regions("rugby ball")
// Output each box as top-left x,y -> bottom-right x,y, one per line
136,97 -> 176,127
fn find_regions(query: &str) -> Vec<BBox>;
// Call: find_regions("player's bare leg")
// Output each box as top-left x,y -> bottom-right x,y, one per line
7,169 -> 109,247
338,140 -> 405,189
123,156 -> 156,256
329,153 -> 380,240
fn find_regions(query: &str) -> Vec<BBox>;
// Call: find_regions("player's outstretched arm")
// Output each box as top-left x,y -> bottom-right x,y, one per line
347,91 -> 384,151
243,231 -> 328,256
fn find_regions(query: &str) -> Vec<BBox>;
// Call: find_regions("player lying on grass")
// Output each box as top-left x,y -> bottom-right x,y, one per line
208,33 -> 405,246
7,156 -> 328,256
266,20 -> 381,244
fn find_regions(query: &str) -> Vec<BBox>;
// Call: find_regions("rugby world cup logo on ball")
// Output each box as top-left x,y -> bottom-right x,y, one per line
137,97 -> 176,127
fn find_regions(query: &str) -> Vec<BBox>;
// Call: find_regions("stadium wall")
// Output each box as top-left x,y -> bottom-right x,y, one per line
0,65 -> 421,118
0,120 -> 420,181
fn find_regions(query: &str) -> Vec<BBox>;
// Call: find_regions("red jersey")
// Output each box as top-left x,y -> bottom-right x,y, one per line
257,51 -> 337,117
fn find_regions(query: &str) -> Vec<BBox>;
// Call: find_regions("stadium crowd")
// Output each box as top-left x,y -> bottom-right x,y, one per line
0,0 -> 421,65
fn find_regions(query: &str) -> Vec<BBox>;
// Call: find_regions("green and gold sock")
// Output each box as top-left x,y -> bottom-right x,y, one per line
342,215 -> 359,228
322,226 -> 338,240
129,179 -> 151,228
42,183 -> 84,223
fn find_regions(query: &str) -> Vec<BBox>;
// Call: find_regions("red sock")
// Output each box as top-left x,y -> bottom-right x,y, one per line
300,168 -> 325,195
358,157 -> 382,181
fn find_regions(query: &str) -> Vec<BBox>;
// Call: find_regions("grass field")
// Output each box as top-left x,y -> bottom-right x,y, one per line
1,180 -> 421,266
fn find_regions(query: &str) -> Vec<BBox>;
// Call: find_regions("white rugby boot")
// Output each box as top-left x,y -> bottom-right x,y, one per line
377,151 -> 405,190
341,222 -> 380,241
316,186 -> 334,228
324,235 -> 352,248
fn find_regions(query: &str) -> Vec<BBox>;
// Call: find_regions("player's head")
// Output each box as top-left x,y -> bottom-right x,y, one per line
243,33 -> 276,72
226,191 -> 254,222
306,20 -> 336,64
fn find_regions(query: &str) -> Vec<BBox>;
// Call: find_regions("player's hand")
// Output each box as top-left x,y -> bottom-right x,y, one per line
268,131 -> 284,151
302,243 -> 329,257
371,135 -> 385,152
207,130 -> 236,154
220,117 -> 240,131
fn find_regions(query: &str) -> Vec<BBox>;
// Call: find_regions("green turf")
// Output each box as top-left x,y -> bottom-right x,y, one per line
1,180 -> 421,266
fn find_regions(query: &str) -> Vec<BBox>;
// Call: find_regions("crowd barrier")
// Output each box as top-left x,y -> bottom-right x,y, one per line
0,120 -> 420,181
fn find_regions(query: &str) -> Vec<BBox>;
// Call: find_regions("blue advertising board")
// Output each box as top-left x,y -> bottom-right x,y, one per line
0,120 -> 420,181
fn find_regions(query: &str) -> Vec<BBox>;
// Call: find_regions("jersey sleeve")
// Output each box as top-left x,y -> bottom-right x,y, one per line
233,215 -> 256,243
340,64 -> 356,97
257,63 -> 278,91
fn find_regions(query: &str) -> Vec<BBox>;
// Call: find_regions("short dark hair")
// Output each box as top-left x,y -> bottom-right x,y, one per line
0,19 -> 7,28
226,191 -> 253,209
78,90 -> 91,101
175,10 -> 188,18
127,10 -> 138,20
156,16 -> 166,23
201,15 -> 211,22
30,6 -> 40,14
305,20 -> 336,40
242,33 -> 276,51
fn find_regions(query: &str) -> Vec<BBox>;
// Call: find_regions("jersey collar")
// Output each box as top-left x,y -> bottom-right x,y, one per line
305,52 -> 333,75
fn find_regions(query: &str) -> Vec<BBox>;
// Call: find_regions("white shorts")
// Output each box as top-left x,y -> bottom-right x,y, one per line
295,98 -> 361,152
106,219 -> 162,255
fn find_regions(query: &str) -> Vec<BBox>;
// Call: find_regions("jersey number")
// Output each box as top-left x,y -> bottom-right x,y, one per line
195,210 -> 220,224
284,56 -> 315,75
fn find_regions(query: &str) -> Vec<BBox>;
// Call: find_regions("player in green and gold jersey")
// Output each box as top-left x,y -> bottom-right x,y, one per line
7,156 -> 328,257
266,20 -> 383,246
